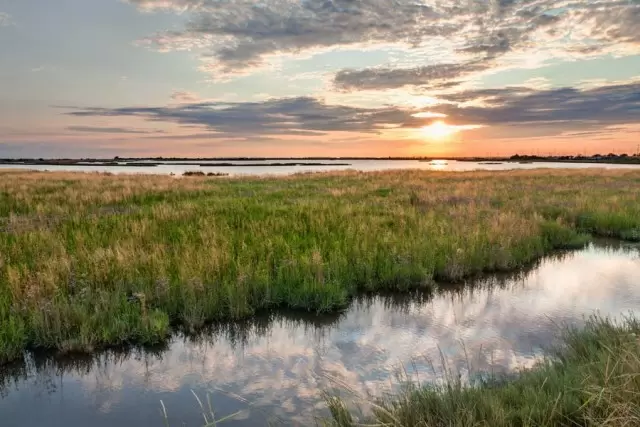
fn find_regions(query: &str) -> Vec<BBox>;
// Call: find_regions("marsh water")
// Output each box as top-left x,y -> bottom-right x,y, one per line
2,159 -> 640,176
1,240 -> 639,426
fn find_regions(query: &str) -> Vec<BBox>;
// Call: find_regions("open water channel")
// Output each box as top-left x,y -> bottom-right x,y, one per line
1,240 -> 639,426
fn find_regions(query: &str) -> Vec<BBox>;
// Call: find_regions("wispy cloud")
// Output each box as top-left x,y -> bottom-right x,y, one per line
170,90 -> 201,103
333,61 -> 487,91
0,12 -> 13,27
30,65 -> 62,73
126,0 -> 203,13
66,126 -> 166,134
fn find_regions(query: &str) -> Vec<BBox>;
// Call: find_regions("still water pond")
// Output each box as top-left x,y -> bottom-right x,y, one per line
2,159 -> 640,176
1,241 -> 639,426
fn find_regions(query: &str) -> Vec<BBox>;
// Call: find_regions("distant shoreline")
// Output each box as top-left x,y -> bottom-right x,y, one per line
0,154 -> 639,166
455,155 -> 640,165
0,160 -> 351,167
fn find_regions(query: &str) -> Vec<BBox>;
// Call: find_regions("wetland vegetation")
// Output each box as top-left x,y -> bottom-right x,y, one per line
1,169 -> 640,364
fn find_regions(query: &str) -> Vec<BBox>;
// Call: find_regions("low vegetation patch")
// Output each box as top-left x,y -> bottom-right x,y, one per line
325,315 -> 640,427
1,169 -> 639,363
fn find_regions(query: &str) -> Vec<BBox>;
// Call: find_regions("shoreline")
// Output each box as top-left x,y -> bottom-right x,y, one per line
0,161 -> 352,167
458,157 -> 640,165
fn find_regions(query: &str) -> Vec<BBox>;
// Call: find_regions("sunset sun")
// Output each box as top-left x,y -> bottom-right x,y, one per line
421,120 -> 457,140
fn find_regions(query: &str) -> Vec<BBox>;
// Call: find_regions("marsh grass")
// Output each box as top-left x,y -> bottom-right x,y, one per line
323,315 -> 640,427
1,169 -> 640,363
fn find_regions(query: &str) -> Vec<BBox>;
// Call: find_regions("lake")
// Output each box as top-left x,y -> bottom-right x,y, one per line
1,240 -> 639,426
2,159 -> 640,176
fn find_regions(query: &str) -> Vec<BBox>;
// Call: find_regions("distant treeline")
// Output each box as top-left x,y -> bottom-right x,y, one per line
511,153 -> 640,164
460,153 -> 640,164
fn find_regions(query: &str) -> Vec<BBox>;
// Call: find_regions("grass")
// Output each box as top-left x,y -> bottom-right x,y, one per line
324,315 -> 640,427
1,169 -> 639,364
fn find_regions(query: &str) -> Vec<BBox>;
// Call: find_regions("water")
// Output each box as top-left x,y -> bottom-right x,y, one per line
1,241 -> 639,426
1,159 -> 639,176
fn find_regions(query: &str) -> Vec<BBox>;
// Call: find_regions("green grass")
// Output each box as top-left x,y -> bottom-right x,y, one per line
324,315 -> 640,427
1,169 -> 640,364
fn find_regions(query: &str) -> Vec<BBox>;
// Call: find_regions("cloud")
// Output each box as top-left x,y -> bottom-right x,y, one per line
0,12 -> 12,26
431,81 -> 640,131
140,132 -> 280,142
66,126 -> 166,134
333,61 -> 486,91
125,0 -> 204,13
30,65 -> 62,73
559,127 -> 626,138
125,0 -> 640,82
521,77 -> 552,90
170,90 -> 201,103
65,81 -> 640,141
67,97 -> 411,136
572,2 -> 640,47
127,0 -> 456,75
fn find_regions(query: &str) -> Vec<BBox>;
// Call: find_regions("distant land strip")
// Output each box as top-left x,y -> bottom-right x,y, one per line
1,153 -> 639,165
0,160 -> 352,167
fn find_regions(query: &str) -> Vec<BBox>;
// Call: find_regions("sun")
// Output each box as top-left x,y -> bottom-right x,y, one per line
420,120 -> 457,140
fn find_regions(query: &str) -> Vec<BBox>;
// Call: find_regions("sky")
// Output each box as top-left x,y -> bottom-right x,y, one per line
0,0 -> 639,158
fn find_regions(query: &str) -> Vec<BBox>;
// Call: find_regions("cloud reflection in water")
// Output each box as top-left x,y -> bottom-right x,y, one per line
1,242 -> 639,426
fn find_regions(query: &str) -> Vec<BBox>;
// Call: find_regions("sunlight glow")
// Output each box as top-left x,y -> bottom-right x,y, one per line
412,111 -> 447,118
421,121 -> 457,140
420,121 -> 485,141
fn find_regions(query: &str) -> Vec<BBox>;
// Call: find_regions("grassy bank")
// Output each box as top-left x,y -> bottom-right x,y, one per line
1,169 -> 639,363
325,316 -> 640,426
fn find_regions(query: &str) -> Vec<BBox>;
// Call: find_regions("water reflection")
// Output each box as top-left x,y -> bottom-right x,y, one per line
2,159 -> 639,176
1,241 -> 639,426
